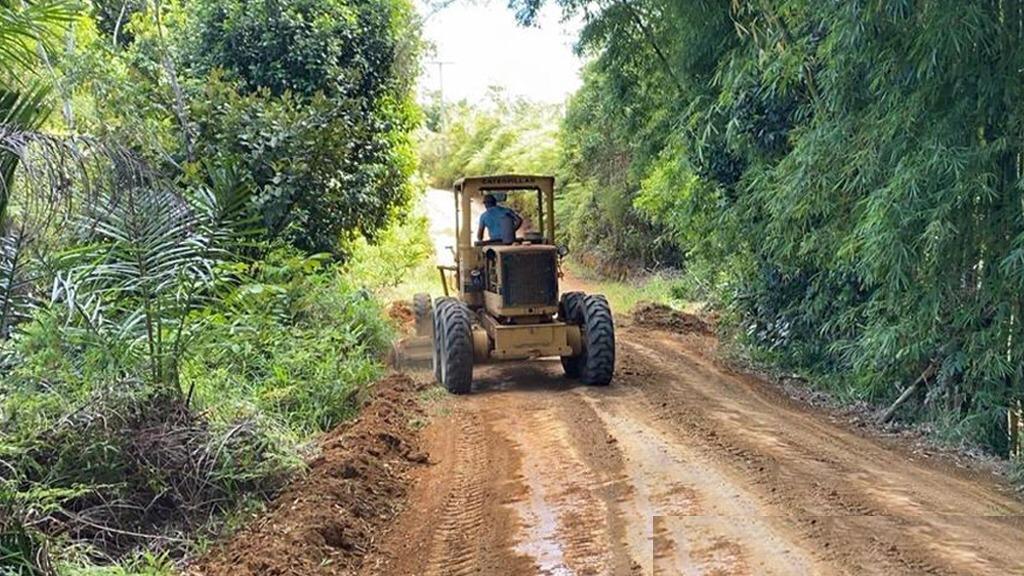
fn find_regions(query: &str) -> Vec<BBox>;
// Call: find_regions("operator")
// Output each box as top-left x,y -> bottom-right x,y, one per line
477,194 -> 523,244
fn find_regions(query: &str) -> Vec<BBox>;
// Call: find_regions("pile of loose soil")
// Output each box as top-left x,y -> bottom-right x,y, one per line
188,374 -> 428,576
387,301 -> 415,333
631,301 -> 713,336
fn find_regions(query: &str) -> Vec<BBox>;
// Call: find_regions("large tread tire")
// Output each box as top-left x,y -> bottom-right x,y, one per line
579,294 -> 615,386
413,293 -> 433,337
432,297 -> 456,384
438,300 -> 474,394
559,292 -> 585,378
559,291 -> 585,323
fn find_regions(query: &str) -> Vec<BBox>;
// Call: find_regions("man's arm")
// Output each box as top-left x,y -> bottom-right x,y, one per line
511,210 -> 524,231
477,213 -> 485,241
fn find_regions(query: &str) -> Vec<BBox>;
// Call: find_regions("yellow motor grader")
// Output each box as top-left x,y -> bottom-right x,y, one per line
412,174 -> 615,394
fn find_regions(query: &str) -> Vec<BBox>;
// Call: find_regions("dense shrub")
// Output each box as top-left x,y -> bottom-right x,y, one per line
183,249 -> 394,436
0,0 -> 424,572
0,247 -> 397,569
185,0 -> 421,254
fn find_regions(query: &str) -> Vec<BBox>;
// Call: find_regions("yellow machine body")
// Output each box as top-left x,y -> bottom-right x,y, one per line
443,174 -> 581,361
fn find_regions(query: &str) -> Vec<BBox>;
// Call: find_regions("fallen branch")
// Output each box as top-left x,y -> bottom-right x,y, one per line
880,362 -> 938,424
59,510 -> 189,543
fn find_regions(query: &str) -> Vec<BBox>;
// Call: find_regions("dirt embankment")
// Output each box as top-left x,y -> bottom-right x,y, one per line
632,301 -> 714,336
188,374 -> 428,576
387,301 -> 416,333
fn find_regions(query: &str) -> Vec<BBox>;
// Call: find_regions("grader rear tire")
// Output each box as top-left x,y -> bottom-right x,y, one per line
559,292 -> 585,378
435,299 -> 473,394
431,297 -> 455,385
579,294 -> 615,386
413,293 -> 433,337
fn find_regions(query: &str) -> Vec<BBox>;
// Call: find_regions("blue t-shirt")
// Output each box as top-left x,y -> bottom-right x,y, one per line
479,206 -> 517,243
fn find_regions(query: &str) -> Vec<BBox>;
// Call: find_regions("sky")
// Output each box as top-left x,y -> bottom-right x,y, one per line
416,1 -> 585,105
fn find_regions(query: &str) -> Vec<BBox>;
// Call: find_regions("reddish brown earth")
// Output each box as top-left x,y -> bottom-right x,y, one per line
189,298 -> 1024,575
360,320 -> 1024,576
632,301 -> 714,336
387,301 -> 416,332
188,374 -> 428,576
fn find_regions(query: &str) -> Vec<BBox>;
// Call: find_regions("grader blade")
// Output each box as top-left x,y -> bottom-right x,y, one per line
388,293 -> 435,371
390,334 -> 433,370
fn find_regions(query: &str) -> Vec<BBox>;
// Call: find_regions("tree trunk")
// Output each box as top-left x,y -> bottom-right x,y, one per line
880,363 -> 938,424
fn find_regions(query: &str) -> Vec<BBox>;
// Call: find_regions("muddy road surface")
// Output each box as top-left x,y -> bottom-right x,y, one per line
363,324 -> 1024,576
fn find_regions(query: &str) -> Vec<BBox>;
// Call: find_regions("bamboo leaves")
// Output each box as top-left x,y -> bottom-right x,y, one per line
542,0 -> 1024,451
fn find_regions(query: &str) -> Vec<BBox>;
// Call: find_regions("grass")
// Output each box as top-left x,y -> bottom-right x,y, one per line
345,190 -> 447,304
562,260 -> 695,314
1010,459 -> 1024,489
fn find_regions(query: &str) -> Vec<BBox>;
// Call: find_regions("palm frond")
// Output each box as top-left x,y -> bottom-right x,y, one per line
0,0 -> 77,73
0,125 -> 153,230
1,83 -> 52,217
53,177 -> 255,388
0,222 -> 36,339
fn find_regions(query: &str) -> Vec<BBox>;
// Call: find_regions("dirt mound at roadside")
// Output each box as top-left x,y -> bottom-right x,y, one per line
632,301 -> 713,336
387,300 -> 415,333
188,374 -> 428,576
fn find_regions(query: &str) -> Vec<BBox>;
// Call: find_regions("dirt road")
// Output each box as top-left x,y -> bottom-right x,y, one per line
362,323 -> 1024,576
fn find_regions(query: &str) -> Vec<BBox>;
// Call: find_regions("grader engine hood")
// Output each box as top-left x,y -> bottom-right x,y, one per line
484,245 -> 559,317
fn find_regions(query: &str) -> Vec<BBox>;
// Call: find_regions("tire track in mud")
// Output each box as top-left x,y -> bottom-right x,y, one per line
492,395 -> 615,575
618,331 -> 1024,575
423,413 -> 489,576
366,325 -> 1024,576
577,388 -> 819,576
620,336 -> 953,575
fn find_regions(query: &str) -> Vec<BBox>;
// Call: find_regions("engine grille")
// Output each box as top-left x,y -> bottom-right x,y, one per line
501,251 -> 558,308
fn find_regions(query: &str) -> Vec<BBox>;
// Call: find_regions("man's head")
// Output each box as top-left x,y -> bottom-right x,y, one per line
483,194 -> 497,208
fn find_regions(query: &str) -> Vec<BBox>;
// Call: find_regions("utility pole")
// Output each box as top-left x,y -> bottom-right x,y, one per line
426,60 -> 453,130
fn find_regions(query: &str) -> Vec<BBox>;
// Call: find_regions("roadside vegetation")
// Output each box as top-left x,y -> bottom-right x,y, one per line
0,0 -> 421,574
417,89 -> 562,190
6,0 -> 1024,572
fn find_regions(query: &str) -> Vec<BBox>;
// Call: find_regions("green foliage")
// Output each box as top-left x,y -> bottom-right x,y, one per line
563,260 -> 691,315
0,493 -> 53,575
87,0 -> 147,47
418,90 -> 562,188
343,211 -> 433,291
183,248 -> 393,436
0,0 -> 76,70
522,0 -> 1024,454
184,0 -> 422,254
52,0 -> 421,256
0,0 -> 75,220
49,176 -> 254,391
1,247 -> 395,568
189,0 -> 410,100
0,0 -> 425,571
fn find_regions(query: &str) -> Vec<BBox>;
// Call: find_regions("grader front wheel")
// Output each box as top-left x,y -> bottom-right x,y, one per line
433,298 -> 474,394
413,293 -> 433,337
561,293 -> 615,386
559,292 -> 585,378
